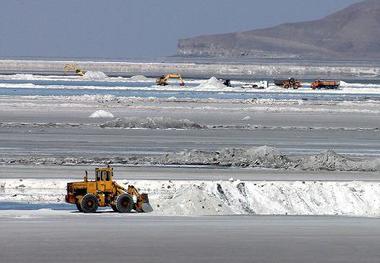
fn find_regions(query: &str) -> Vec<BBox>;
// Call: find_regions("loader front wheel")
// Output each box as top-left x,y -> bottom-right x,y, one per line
81,194 -> 98,213
76,202 -> 83,212
111,204 -> 118,212
115,194 -> 133,213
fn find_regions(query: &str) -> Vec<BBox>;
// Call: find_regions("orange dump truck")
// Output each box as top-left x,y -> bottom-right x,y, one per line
311,80 -> 340,89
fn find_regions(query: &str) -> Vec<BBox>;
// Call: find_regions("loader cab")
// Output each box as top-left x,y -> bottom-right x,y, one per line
95,167 -> 113,182
95,167 -> 114,194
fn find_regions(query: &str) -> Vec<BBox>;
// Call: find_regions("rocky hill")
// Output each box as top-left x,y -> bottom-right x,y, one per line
177,0 -> 380,59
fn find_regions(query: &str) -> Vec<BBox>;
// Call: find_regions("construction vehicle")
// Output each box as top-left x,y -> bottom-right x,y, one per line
156,74 -> 185,86
222,79 -> 232,87
311,80 -> 340,89
241,81 -> 268,90
274,78 -> 302,89
64,64 -> 86,76
65,166 -> 152,213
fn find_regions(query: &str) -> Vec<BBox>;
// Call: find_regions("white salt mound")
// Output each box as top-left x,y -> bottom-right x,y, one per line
100,117 -> 204,129
196,77 -> 228,90
83,71 -> 108,80
2,179 -> 380,217
129,75 -> 149,81
89,110 -> 114,118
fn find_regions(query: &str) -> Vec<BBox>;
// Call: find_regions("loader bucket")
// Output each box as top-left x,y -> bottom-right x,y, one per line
141,202 -> 153,213
138,193 -> 153,213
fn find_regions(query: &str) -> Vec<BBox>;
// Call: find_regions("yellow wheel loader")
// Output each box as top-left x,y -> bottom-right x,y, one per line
65,166 -> 152,213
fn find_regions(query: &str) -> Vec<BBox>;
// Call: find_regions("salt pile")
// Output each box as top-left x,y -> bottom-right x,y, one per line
83,71 -> 108,80
129,75 -> 150,81
295,150 -> 380,171
1,179 -> 380,217
89,110 -> 114,118
100,117 -> 205,129
69,95 -> 121,103
161,147 -> 380,171
2,147 -> 380,172
196,77 -> 227,90
162,146 -> 291,168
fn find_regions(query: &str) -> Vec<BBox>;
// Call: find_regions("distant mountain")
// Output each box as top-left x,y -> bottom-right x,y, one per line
177,0 -> 380,60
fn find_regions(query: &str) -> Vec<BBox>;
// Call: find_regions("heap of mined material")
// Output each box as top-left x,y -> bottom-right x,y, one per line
1,179 -> 380,217
196,77 -> 227,90
1,147 -> 379,172
83,71 -> 108,80
100,117 -> 205,129
89,110 -> 114,118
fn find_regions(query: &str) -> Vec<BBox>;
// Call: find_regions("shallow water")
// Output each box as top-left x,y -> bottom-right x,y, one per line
2,87 -> 380,101
1,74 -> 380,101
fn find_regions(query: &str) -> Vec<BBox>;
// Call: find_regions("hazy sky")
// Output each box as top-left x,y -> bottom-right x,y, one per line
0,0 -> 362,59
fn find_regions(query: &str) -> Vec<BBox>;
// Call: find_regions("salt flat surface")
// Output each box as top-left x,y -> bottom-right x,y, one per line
0,95 -> 379,160
0,215 -> 379,263
1,78 -> 380,95
1,73 -> 380,100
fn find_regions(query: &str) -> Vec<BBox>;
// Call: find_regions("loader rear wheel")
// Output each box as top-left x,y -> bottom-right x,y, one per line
115,194 -> 133,213
81,194 -> 98,213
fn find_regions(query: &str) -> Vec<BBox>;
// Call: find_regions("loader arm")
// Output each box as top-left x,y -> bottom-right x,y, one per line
166,74 -> 185,86
157,73 -> 185,86
64,64 -> 85,76
113,181 -> 128,195
127,185 -> 153,212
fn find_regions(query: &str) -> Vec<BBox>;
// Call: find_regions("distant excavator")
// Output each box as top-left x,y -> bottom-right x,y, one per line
64,64 -> 86,76
156,74 -> 185,86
